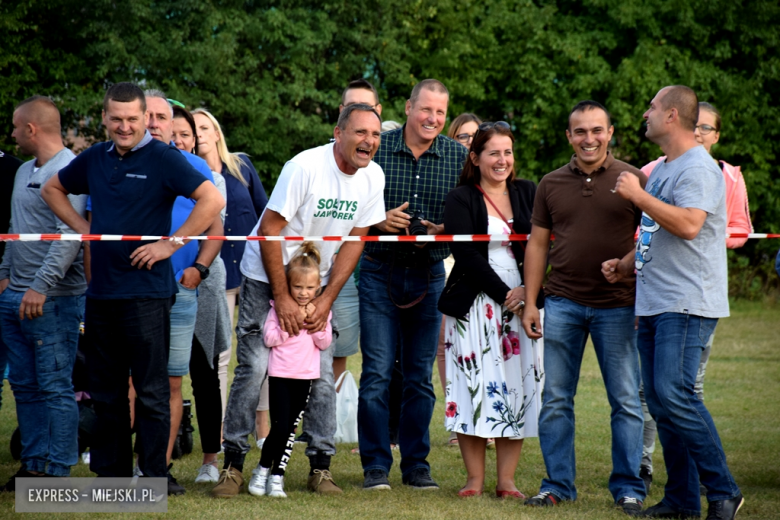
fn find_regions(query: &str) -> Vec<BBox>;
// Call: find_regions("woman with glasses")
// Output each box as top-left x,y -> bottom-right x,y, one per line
438,122 -> 543,498
192,109 -> 270,443
636,102 -> 753,493
170,105 -> 233,483
448,113 -> 482,148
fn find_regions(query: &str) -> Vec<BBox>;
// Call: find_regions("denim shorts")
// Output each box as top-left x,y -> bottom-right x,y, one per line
168,283 -> 198,376
331,273 -> 359,358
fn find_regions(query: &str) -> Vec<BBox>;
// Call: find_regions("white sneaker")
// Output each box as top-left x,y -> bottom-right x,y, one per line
256,437 -> 266,449
267,474 -> 286,498
195,464 -> 220,483
248,466 -> 270,496
133,465 -> 143,477
81,451 -> 90,465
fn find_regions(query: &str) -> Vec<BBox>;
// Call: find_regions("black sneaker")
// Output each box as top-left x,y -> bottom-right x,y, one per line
363,469 -> 391,490
1,468 -> 44,493
640,466 -> 653,494
641,501 -> 700,518
618,497 -> 644,516
295,431 -> 312,445
167,463 -> 186,496
402,468 -> 439,490
705,494 -> 744,520
525,491 -> 562,506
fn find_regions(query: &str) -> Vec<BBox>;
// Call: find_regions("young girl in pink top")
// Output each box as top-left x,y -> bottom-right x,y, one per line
249,242 -> 332,498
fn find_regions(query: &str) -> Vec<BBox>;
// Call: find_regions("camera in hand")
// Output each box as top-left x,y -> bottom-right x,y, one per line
408,210 -> 428,236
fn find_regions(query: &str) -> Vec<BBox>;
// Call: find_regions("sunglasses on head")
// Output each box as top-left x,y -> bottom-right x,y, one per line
473,121 -> 511,141
478,121 -> 510,131
167,98 -> 186,109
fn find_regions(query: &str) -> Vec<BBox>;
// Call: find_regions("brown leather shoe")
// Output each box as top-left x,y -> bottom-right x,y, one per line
307,469 -> 343,494
211,466 -> 244,498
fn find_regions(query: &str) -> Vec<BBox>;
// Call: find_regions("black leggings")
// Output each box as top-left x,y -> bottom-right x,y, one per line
260,377 -> 312,476
189,336 -> 223,454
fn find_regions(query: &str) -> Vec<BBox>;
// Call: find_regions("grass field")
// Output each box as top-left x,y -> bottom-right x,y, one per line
0,300 -> 778,519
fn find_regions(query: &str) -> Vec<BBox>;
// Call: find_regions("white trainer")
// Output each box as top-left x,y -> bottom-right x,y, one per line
248,466 -> 270,496
267,474 -> 287,498
195,463 -> 220,483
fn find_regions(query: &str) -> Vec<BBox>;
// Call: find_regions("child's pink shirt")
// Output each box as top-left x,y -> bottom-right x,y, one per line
263,301 -> 332,379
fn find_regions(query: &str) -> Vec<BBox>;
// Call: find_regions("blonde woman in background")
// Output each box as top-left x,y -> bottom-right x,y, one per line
192,109 -> 270,444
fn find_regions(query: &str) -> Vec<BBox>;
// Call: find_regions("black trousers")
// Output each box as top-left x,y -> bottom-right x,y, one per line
189,336 -> 222,454
85,297 -> 173,478
260,377 -> 311,476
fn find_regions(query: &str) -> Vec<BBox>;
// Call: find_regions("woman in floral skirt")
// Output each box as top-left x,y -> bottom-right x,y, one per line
438,121 -> 544,498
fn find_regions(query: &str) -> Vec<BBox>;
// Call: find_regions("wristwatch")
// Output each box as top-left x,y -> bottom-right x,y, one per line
194,263 -> 210,280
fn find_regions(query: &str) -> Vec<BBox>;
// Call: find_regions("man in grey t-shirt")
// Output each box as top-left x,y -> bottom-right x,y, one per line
0,96 -> 86,491
602,86 -> 743,520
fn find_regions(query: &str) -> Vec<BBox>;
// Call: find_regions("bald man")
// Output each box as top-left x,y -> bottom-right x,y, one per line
0,96 -> 87,491
603,85 -> 743,519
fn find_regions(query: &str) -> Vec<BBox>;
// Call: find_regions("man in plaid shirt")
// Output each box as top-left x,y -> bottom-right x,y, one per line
357,79 -> 468,491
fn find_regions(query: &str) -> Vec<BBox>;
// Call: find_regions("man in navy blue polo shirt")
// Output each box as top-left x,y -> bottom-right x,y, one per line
41,82 -> 224,480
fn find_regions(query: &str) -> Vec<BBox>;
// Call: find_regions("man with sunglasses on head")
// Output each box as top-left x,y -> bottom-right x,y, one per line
521,100 -> 647,515
357,79 -> 467,491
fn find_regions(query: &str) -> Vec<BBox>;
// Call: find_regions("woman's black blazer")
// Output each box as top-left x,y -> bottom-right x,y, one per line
438,179 -> 536,319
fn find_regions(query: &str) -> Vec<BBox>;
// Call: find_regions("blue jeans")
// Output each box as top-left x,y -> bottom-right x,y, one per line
539,295 -> 645,502
357,255 -> 445,476
638,313 -> 741,515
167,282 -> 198,376
0,289 -> 81,476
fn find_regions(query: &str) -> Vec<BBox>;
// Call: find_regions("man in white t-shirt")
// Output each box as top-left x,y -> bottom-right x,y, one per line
212,104 -> 386,498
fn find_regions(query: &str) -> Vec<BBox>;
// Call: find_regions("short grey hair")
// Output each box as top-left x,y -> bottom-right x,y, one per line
337,103 -> 381,130
143,88 -> 173,117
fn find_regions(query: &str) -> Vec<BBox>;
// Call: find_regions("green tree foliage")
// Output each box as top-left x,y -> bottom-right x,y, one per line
1,0 -> 778,296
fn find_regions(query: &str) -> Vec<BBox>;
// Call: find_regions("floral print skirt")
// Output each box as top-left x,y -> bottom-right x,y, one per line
444,282 -> 544,438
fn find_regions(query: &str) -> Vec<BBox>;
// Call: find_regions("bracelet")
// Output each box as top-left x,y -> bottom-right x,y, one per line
169,236 -> 185,246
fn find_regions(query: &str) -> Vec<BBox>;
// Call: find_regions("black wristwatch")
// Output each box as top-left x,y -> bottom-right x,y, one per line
194,263 -> 210,280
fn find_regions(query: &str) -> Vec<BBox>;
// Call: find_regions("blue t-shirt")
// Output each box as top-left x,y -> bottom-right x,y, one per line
58,135 -> 208,299
170,151 -> 215,282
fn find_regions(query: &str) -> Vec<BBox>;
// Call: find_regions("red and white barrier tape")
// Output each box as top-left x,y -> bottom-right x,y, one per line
1,233 -> 778,242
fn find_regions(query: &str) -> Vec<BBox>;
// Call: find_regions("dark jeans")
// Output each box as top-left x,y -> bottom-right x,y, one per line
260,377 -> 312,476
85,297 -> 173,478
357,255 -> 445,476
189,336 -> 222,454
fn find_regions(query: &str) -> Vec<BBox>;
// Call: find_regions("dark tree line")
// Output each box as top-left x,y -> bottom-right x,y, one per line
2,0 -> 778,297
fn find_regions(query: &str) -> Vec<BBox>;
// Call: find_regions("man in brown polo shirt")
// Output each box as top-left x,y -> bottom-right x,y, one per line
520,100 -> 647,516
